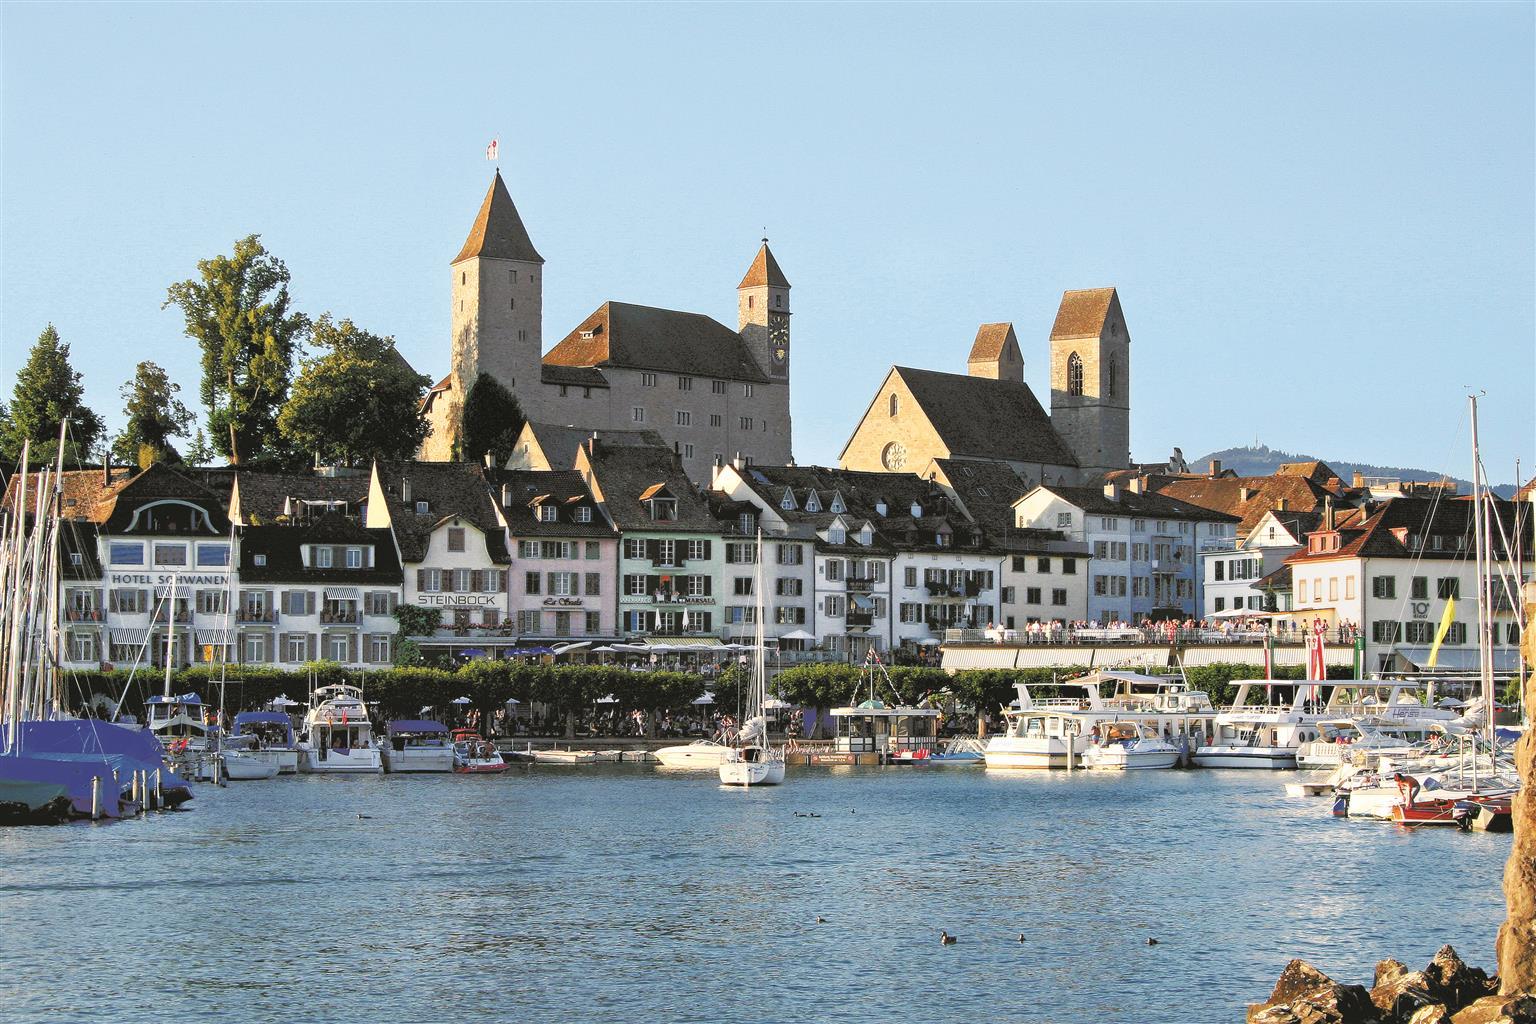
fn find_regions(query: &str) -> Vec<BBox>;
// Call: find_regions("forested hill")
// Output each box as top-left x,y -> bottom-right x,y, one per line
1189,444 -> 1518,498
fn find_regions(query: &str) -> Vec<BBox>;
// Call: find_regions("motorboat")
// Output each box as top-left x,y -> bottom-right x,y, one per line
382,720 -> 454,773
889,739 -> 985,766
146,693 -> 213,755
531,747 -> 602,765
654,738 -> 734,768
451,729 -> 509,773
218,736 -> 281,781
1080,721 -> 1180,771
229,711 -> 300,774
719,534 -> 785,787
296,684 -> 382,774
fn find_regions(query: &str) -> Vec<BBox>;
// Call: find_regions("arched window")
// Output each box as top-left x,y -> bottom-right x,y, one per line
1067,352 -> 1083,396
888,393 -> 899,417
1106,356 -> 1118,399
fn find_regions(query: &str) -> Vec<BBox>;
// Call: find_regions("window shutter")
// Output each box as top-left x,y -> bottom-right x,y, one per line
700,612 -> 712,631
702,575 -> 712,595
701,540 -> 712,560
471,570 -> 483,593
646,539 -> 660,563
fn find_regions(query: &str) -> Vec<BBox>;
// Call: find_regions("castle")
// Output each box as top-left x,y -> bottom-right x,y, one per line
421,172 -> 793,481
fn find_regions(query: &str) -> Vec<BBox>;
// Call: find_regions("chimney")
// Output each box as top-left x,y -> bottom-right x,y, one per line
1103,482 -> 1121,501
501,482 -> 513,507
483,451 -> 496,469
1323,496 -> 1335,531
1327,476 -> 1342,492
732,452 -> 745,471
1126,476 -> 1144,495
401,478 -> 412,504
713,453 -> 724,468
1274,497 -> 1289,512
587,431 -> 600,457
1352,471 -> 1365,488
1208,460 -> 1222,477
1239,486 -> 1254,502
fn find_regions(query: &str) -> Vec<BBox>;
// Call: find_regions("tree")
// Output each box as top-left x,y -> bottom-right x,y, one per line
458,372 -> 525,465
2,324 -> 104,464
113,361 -> 194,469
163,235 -> 308,465
185,429 -> 216,466
277,314 -> 430,464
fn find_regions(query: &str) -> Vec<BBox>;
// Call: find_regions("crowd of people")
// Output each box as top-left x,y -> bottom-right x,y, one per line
983,617 -> 1362,645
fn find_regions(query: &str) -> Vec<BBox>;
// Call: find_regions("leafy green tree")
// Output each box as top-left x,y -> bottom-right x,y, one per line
277,314 -> 430,464
163,235 -> 308,465
2,324 -> 104,464
113,361 -> 193,469
185,428 -> 216,466
458,372 -> 524,465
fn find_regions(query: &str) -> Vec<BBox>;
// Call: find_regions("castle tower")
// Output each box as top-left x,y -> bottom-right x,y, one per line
737,240 -> 790,381
449,171 -> 545,439
1049,287 -> 1130,477
967,322 -> 1023,382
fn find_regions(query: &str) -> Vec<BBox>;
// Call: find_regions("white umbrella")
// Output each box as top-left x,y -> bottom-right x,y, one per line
780,629 -> 816,642
451,696 -> 472,705
763,698 -> 792,710
268,694 -> 299,708
505,698 -> 522,707
692,691 -> 716,705
596,694 -> 618,704
590,646 -> 617,654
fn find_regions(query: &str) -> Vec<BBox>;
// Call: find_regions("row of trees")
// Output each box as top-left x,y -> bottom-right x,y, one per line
3,235 -> 528,470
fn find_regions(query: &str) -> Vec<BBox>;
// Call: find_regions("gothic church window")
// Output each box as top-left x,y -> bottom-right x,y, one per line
1106,357 -> 1118,399
1067,352 -> 1083,396
888,393 -> 899,417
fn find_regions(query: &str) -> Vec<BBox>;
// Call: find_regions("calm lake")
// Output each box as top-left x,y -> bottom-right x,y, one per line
0,766 -> 1508,1024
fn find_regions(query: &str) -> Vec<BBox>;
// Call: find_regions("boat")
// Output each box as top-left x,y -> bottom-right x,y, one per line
531,747 -> 602,765
1294,717 -> 1442,770
381,720 -> 455,773
295,683 -> 382,773
889,738 -> 986,766
830,649 -> 943,765
229,711 -> 300,774
145,692 -> 213,755
719,530 -> 785,787
654,738 -> 734,768
218,736 -> 281,781
1080,720 -> 1181,771
451,728 -> 509,773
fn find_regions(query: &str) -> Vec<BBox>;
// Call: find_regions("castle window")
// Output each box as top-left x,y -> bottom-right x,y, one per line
461,272 -> 466,285
510,270 -> 517,284
1067,352 -> 1083,396
676,410 -> 691,426
678,376 -> 693,391
710,414 -> 722,428
632,407 -> 645,423
747,295 -> 754,309
712,380 -> 727,395
1106,357 -> 1118,399
775,295 -> 782,308
743,384 -> 755,398
888,393 -> 899,417
683,443 -> 694,459
740,416 -> 753,430
509,297 -> 515,310
642,373 -> 656,387
559,385 -> 568,397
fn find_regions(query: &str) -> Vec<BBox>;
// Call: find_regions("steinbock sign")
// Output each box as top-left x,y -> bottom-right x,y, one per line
415,594 -> 499,607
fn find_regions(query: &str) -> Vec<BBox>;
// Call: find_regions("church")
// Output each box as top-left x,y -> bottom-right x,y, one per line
838,287 -> 1133,486
421,172 -> 794,482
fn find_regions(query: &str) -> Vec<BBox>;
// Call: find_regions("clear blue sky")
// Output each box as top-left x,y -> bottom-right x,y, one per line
3,2 -> 1532,484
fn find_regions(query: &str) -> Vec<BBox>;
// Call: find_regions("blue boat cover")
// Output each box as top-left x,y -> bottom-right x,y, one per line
388,720 -> 449,735
146,692 -> 205,705
1,720 -> 192,816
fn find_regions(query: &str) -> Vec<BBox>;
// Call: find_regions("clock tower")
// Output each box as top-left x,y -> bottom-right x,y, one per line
737,239 -> 790,380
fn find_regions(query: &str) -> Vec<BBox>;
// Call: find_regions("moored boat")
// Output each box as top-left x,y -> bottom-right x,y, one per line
382,720 -> 454,773
1080,721 -> 1180,771
654,738 -> 733,768
229,711 -> 300,774
296,684 -> 382,774
451,728 -> 509,773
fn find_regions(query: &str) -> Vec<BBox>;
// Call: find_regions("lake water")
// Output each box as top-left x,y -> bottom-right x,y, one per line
0,766 -> 1509,1024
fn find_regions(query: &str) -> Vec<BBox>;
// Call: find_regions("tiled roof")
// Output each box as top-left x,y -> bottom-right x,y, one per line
232,471 -> 370,524
544,301 -> 769,383
967,323 -> 1016,362
239,515 -> 403,584
487,469 -> 615,538
98,463 -> 231,534
540,364 -> 609,389
372,461 -> 508,564
894,367 -> 1079,467
1049,287 -> 1118,340
1155,474 -> 1333,533
737,242 -> 790,289
2,467 -> 135,523
1514,476 -> 1535,502
452,171 -> 544,265
1041,484 -> 1241,522
583,443 -> 718,533
931,459 -> 1072,554
1275,461 -> 1340,485
1286,497 -> 1530,564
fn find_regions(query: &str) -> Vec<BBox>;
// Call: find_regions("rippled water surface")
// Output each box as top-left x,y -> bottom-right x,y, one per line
0,766 -> 1509,1023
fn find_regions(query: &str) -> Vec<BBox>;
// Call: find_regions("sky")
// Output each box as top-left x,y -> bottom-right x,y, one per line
2,2 -> 1532,485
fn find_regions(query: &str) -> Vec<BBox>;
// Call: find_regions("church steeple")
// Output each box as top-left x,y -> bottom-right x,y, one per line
738,240 -> 790,289
738,239 -> 790,380
453,170 -> 544,266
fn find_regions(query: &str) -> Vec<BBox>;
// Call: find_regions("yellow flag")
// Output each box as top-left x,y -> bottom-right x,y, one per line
1426,596 -> 1456,668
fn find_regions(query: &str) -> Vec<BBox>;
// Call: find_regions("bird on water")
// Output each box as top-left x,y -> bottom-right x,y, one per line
940,931 -> 957,945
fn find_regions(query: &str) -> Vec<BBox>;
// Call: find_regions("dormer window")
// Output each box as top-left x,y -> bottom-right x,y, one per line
574,506 -> 592,524
538,506 -> 558,523
316,547 -> 333,568
829,493 -> 846,514
857,525 -> 873,545
254,554 -> 267,567
738,512 -> 755,534
910,501 -> 923,518
448,527 -> 466,551
780,488 -> 796,511
415,500 -> 429,515
828,526 -> 846,544
875,500 -> 887,517
649,498 -> 677,522
804,492 -> 822,513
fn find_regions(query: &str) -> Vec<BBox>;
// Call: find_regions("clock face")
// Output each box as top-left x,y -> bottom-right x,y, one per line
881,441 -> 907,471
768,314 -> 788,375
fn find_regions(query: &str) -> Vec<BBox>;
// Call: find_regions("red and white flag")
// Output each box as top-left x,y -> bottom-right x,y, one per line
486,138 -> 499,161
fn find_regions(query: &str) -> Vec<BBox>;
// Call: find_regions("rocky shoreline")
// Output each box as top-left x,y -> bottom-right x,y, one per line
1247,946 -> 1533,1024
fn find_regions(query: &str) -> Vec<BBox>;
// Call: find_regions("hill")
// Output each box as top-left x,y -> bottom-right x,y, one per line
1188,444 -> 1518,498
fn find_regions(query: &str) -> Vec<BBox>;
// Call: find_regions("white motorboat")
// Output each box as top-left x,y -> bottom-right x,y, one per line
1294,718 -> 1440,770
382,720 -> 454,772
219,742 -> 281,781
718,530 -> 785,787
451,729 -> 509,773
229,711 -> 300,774
531,747 -> 602,765
655,739 -> 734,768
1080,721 -> 1180,770
296,683 -> 383,773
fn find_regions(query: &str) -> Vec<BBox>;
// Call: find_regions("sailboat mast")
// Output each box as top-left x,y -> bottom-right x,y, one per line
1467,395 -> 1495,741
164,568 -> 177,698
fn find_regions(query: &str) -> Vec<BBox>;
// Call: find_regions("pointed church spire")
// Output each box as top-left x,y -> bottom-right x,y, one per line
452,170 -> 544,266
738,239 -> 790,289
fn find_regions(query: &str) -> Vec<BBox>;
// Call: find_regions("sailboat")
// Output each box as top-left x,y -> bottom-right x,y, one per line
718,530 -> 785,786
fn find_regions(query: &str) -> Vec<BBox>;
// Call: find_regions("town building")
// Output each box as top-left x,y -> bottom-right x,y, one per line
420,172 -> 792,481
839,288 -> 1132,484
1013,481 -> 1240,623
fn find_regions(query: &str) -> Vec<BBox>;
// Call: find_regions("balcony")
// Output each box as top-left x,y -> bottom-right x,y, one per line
237,608 -> 278,624
66,607 -> 104,623
845,611 -> 874,629
846,577 -> 877,593
152,610 -> 193,625
320,609 -> 360,625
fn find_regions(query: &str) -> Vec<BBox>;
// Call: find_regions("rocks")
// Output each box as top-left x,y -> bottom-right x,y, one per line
1255,948 -> 1512,1024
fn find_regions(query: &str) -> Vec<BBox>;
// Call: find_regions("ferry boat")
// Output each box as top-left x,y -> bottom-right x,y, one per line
984,671 -> 1215,770
1194,681 -> 1458,770
451,729 -> 509,773
296,684 -> 382,773
382,720 -> 454,773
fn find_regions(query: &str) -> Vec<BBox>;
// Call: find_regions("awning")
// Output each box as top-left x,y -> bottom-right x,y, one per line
941,647 -> 1020,671
780,629 -> 816,641
324,587 -> 361,601
850,593 -> 875,611
110,628 -> 151,647
196,629 -> 234,646
1392,646 -> 1522,672
644,637 -> 725,649
154,585 -> 194,599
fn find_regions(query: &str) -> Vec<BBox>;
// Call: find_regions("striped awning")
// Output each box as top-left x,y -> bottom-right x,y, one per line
940,647 -> 1021,671
324,587 -> 361,601
154,585 -> 195,599
644,637 -> 725,649
111,628 -> 151,647
196,629 -> 234,646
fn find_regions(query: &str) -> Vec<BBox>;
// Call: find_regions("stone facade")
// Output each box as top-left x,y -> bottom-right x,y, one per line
1049,288 -> 1131,478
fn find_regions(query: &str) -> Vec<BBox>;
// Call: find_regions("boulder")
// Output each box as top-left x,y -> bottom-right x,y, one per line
1405,1006 -> 1454,1024
1248,960 -> 1380,1024
1425,946 -> 1498,1009
1449,994 -> 1536,1024
1374,959 -> 1439,1019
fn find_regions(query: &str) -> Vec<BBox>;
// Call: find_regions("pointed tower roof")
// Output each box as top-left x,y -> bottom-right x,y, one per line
452,171 -> 544,266
737,241 -> 790,289
1049,287 -> 1119,340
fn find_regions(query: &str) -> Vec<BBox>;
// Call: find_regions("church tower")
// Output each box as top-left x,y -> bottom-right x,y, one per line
1049,287 -> 1131,478
737,240 -> 790,381
447,171 -> 545,451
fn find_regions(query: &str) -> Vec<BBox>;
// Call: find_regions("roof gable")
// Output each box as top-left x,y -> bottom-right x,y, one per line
893,367 -> 1079,467
967,322 -> 1018,362
1049,287 -> 1120,340
543,301 -> 769,383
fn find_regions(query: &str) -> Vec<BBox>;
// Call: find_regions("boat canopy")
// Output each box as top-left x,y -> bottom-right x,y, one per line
388,720 -> 449,735
146,692 -> 204,705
